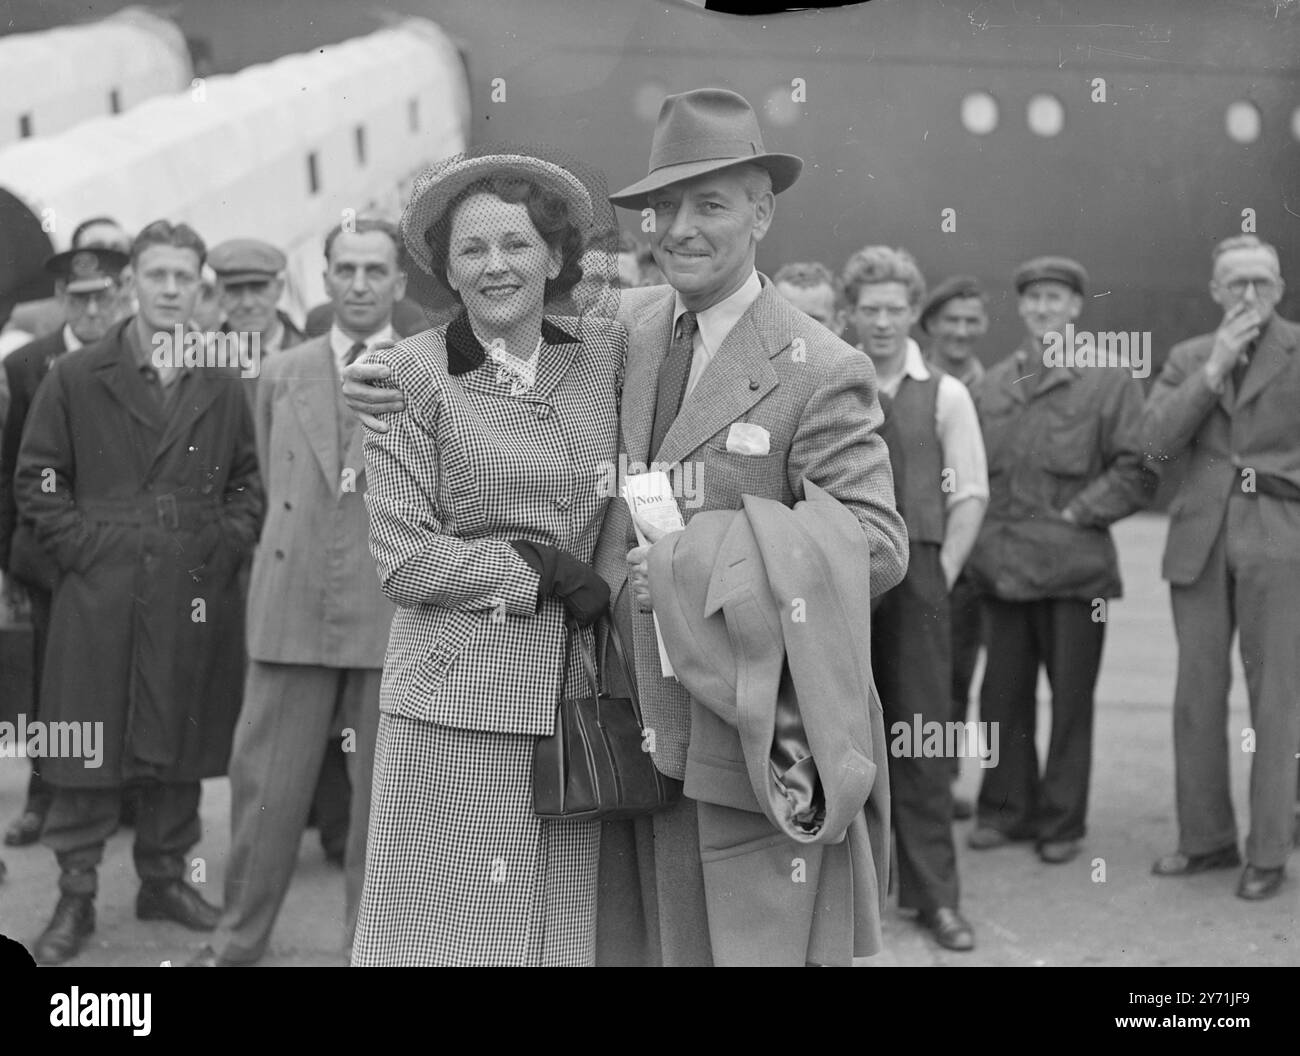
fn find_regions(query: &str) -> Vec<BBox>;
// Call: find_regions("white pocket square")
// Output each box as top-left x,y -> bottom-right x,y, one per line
726,422 -> 771,456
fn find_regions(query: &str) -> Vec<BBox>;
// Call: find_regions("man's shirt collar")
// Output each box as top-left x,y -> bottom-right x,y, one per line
330,322 -> 395,369
875,338 -> 929,398
672,268 -> 761,351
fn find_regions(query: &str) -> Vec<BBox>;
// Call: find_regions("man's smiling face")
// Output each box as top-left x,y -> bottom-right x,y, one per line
647,166 -> 774,311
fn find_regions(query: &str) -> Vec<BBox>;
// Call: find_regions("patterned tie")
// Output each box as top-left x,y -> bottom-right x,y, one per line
648,310 -> 698,462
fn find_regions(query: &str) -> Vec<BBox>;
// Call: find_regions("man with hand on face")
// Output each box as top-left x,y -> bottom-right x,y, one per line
1144,235 -> 1299,902
773,261 -> 845,336
842,244 -> 987,952
189,220 -> 402,966
341,90 -> 908,967
965,256 -> 1155,867
0,247 -> 130,849
16,220 -> 263,965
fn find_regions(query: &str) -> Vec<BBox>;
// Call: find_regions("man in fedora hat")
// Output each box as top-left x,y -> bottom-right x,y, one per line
342,87 -> 908,966
0,246 -> 131,849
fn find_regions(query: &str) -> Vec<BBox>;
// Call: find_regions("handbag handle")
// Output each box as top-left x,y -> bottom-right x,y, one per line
560,619 -> 600,700
559,618 -> 648,729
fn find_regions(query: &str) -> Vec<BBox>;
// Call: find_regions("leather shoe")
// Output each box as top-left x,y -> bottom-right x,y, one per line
4,809 -> 44,846
967,826 -> 1015,850
1038,840 -> 1081,864
920,907 -> 975,951
951,796 -> 974,821
185,943 -> 251,966
136,879 -> 220,931
32,894 -> 95,965
1151,845 -> 1241,876
1236,864 -> 1284,901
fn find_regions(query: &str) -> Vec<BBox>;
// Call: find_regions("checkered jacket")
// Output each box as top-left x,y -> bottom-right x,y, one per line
363,314 -> 624,736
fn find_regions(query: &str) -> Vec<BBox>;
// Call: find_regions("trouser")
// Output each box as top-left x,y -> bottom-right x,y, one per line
594,627 -> 711,967
976,596 -> 1105,844
212,661 -> 380,963
595,791 -> 712,967
872,541 -> 958,912
309,734 -> 353,855
18,584 -> 53,814
1170,512 -> 1300,869
41,780 -> 202,897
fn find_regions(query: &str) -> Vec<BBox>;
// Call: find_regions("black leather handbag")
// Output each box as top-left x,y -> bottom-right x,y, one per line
532,621 -> 679,821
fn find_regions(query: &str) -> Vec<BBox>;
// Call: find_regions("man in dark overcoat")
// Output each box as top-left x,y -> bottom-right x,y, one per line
16,220 -> 264,964
0,246 -> 130,847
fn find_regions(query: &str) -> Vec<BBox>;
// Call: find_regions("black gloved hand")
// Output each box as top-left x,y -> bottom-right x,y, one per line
510,541 -> 610,627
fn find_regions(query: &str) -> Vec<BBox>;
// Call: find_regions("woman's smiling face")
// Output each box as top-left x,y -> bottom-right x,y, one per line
445,192 -> 560,334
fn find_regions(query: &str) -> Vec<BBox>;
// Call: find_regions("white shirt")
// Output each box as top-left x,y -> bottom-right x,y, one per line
672,268 -> 762,399
330,323 -> 395,376
62,325 -> 84,353
874,338 -> 990,510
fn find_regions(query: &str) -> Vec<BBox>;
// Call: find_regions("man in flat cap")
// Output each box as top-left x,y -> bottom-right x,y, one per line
919,274 -> 991,818
1144,235 -> 1299,901
340,89 -> 907,966
964,256 -> 1156,866
209,239 -> 305,374
0,247 -> 130,848
922,275 -> 988,390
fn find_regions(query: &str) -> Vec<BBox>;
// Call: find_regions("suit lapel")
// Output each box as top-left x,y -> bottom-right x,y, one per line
290,341 -> 343,493
91,329 -> 166,438
655,287 -> 781,469
151,370 -> 227,474
1235,316 -> 1295,409
623,290 -> 677,462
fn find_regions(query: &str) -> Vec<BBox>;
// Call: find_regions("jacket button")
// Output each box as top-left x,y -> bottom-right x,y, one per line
287,450 -> 295,461
275,549 -> 285,559
749,379 -> 760,391
283,501 -> 292,510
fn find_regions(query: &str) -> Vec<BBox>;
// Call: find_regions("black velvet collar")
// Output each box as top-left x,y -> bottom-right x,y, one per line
446,311 -> 579,376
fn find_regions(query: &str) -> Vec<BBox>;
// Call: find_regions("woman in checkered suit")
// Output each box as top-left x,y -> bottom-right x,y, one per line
351,151 -> 624,965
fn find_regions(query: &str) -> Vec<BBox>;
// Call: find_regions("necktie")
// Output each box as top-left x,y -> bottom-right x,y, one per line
1231,351 -> 1250,398
648,311 -> 698,462
344,341 -> 367,368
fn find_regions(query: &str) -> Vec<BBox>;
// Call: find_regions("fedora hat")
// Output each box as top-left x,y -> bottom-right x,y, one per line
401,150 -> 596,277
610,88 -> 803,208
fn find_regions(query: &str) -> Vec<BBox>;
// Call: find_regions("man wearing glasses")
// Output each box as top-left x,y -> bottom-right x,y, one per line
1144,235 -> 1298,901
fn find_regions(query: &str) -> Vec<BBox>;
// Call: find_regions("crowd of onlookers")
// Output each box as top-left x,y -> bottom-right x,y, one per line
0,193 -> 1295,964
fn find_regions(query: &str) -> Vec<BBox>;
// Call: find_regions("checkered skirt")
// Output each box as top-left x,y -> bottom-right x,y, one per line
352,712 -> 599,965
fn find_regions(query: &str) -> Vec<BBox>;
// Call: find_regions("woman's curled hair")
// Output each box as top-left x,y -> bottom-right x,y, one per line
425,175 -> 585,303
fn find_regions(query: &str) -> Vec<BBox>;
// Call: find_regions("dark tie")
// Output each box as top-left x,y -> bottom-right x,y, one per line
648,311 -> 698,462
344,340 -> 367,367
